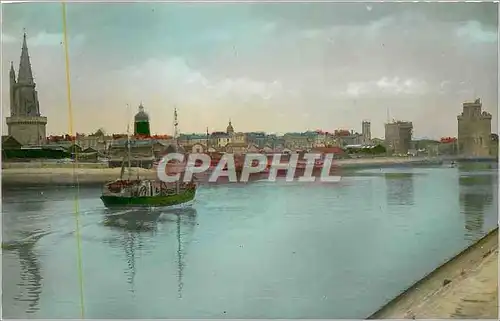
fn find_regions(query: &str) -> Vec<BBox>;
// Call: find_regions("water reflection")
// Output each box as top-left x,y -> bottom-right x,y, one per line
103,208 -> 162,232
384,172 -> 415,206
2,232 -> 44,314
2,188 -> 52,316
103,208 -> 162,291
102,207 -> 197,297
458,163 -> 496,241
158,208 -> 197,298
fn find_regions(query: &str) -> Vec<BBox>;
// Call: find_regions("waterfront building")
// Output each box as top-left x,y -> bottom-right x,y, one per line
325,133 -> 339,147
264,134 -> 285,149
74,130 -> 112,152
179,133 -> 208,153
308,130 -> 339,148
1,135 -> 23,161
436,137 -> 458,156
334,129 -> 362,146
247,144 -> 260,153
107,138 -> 158,168
179,133 -> 209,146
7,33 -> 47,146
2,135 -> 22,150
226,119 -> 234,135
224,120 -> 250,150
209,132 -> 231,149
362,121 -> 371,144
283,132 -> 314,150
384,120 -> 413,155
371,138 -> 384,146
232,132 -> 247,145
134,103 -> 151,136
490,133 -> 498,157
188,143 -> 206,153
457,98 -> 492,157
224,143 -> 249,154
311,131 -> 328,147
247,132 -> 267,148
310,146 -> 346,158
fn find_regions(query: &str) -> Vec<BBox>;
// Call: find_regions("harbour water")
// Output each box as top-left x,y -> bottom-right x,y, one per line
2,163 -> 498,318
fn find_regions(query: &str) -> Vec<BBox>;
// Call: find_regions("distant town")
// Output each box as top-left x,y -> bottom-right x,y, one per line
3,33 -> 498,167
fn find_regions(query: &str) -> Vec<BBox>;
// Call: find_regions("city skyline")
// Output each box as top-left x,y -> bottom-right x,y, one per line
2,2 -> 498,138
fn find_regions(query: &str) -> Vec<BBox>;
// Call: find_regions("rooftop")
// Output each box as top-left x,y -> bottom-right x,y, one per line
463,98 -> 481,105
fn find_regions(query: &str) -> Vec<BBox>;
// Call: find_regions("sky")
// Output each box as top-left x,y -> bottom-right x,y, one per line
2,1 -> 498,138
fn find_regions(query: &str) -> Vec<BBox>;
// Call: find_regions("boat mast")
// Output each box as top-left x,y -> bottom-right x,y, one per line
173,107 -> 179,148
126,104 -> 132,180
120,155 -> 126,179
174,107 -> 180,189
176,214 -> 184,298
206,127 -> 210,150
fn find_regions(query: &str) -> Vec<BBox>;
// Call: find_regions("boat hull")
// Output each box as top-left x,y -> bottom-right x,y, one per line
194,170 -> 269,184
100,188 -> 196,208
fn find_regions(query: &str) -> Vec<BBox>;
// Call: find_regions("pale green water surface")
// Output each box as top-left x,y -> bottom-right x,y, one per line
2,163 -> 498,318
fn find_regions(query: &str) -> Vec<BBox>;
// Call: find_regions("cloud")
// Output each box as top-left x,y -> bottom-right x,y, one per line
296,15 -> 396,41
294,13 -> 497,49
455,20 -> 497,43
215,78 -> 282,101
1,32 -> 86,47
342,77 -> 428,97
261,22 -> 277,33
1,33 -> 17,43
116,56 -> 284,104
1,3 -> 497,137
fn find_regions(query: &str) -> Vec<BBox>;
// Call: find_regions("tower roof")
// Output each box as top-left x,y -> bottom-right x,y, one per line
10,61 -> 15,78
226,119 -> 234,133
134,103 -> 149,121
17,32 -> 34,84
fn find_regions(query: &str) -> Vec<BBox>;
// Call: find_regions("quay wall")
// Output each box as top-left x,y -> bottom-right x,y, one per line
0,157 -> 468,186
367,227 -> 499,319
1,167 -> 157,187
2,161 -> 108,169
334,157 -> 443,169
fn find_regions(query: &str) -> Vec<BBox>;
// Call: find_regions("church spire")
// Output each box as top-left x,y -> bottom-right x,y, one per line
10,61 -> 16,80
17,31 -> 34,84
10,61 -> 17,116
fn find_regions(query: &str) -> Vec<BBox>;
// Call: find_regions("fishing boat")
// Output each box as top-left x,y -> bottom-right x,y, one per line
100,179 -> 196,208
100,107 -> 197,208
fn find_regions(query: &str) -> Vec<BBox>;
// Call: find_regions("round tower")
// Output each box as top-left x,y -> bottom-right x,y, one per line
134,103 -> 150,136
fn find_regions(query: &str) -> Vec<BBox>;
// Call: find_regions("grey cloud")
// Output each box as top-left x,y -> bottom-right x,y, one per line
2,2 -> 497,137
250,2 -> 498,28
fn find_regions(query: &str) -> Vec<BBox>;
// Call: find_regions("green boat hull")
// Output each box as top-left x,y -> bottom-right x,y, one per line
100,188 -> 196,208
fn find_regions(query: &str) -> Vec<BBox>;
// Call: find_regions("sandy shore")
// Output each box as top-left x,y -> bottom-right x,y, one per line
1,167 -> 158,186
2,161 -> 108,169
334,156 -> 442,168
369,228 -> 498,319
1,157 -> 443,186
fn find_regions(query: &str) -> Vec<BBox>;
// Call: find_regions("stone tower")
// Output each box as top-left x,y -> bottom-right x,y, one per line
384,121 -> 413,155
457,98 -> 492,157
7,33 -> 47,146
361,120 -> 371,144
134,103 -> 150,136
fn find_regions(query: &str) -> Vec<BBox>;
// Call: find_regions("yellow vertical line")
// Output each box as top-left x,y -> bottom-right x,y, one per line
61,2 -> 85,318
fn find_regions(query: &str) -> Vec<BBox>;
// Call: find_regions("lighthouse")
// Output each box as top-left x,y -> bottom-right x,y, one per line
134,103 -> 150,137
